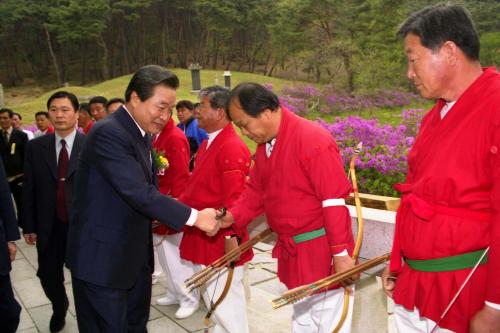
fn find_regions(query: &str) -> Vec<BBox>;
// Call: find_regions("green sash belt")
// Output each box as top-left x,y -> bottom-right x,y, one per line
293,227 -> 326,244
406,249 -> 488,272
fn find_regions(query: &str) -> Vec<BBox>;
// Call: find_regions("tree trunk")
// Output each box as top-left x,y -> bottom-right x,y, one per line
120,20 -> 130,75
81,41 -> 87,84
341,51 -> 355,93
97,35 -> 109,80
43,24 -> 62,87
211,34 -> 219,69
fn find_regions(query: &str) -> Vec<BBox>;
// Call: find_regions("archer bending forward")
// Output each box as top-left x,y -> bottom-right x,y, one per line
220,83 -> 355,333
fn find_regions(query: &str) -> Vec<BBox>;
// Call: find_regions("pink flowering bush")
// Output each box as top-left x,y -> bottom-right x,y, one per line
277,84 -> 422,116
317,109 -> 426,196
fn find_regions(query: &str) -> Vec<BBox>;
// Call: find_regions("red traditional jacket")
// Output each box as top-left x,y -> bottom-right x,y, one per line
152,117 -> 190,236
230,107 -> 354,289
83,121 -> 94,135
179,123 -> 252,266
390,67 -> 500,333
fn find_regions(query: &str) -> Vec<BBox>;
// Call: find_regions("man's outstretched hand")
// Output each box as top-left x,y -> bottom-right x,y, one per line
218,209 -> 235,228
194,208 -> 220,236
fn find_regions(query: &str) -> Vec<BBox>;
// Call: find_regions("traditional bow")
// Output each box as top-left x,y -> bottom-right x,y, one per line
331,142 -> 364,333
203,208 -> 234,332
183,224 -> 274,331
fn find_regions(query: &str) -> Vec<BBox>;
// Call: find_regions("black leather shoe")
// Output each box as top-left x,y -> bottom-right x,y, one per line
49,314 -> 66,332
50,299 -> 68,332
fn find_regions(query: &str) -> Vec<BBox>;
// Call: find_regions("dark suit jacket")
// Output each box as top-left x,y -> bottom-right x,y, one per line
0,128 -> 28,177
0,158 -> 20,276
22,132 -> 85,253
66,107 -> 192,289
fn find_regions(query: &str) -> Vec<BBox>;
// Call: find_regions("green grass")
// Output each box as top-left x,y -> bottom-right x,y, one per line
9,69 -> 297,123
7,69 -> 301,153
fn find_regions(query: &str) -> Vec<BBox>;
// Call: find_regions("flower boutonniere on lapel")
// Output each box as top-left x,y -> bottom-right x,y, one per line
152,148 -> 169,176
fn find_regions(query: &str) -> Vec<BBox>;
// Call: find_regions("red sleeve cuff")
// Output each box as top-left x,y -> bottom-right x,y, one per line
330,244 -> 348,256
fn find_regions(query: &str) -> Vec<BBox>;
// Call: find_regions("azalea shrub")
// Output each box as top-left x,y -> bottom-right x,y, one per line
317,109 -> 426,196
278,84 -> 422,116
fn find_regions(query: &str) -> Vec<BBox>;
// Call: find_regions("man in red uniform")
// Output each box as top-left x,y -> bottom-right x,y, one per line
382,4 -> 500,333
77,103 -> 94,135
151,109 -> 198,318
179,85 -> 252,332
220,83 -> 355,333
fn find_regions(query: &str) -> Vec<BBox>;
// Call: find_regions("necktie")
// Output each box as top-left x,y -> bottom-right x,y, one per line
56,139 -> 69,222
144,134 -> 155,181
3,130 -> 8,143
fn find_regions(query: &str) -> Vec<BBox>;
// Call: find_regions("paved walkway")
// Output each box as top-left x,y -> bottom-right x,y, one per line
11,236 -> 392,333
11,239 -> 295,333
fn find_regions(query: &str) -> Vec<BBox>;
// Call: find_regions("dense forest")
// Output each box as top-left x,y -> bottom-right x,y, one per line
0,0 -> 498,92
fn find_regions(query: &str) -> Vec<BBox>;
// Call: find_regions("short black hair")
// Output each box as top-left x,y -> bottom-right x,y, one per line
398,3 -> 480,60
47,91 -> 79,111
229,83 -> 280,118
193,102 -> 201,109
79,102 -> 91,115
199,85 -> 231,118
88,96 -> 108,107
176,100 -> 194,111
125,65 -> 179,102
12,112 -> 22,120
0,108 -> 14,118
35,111 -> 49,118
106,97 -> 125,108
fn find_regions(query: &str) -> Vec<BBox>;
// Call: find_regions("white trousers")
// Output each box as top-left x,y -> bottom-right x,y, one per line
394,305 -> 455,333
153,241 -> 162,277
153,233 -> 199,308
194,264 -> 250,333
292,287 -> 354,333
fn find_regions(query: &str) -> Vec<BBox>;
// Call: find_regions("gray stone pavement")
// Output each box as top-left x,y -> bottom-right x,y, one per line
10,236 -> 391,333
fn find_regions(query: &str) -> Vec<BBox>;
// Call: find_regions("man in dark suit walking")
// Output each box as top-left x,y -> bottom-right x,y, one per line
0,158 -> 21,333
66,65 -> 220,332
0,108 -> 28,228
22,91 -> 84,332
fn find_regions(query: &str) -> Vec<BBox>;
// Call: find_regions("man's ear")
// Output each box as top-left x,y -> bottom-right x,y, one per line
441,41 -> 459,67
261,108 -> 273,120
130,91 -> 140,109
216,107 -> 227,120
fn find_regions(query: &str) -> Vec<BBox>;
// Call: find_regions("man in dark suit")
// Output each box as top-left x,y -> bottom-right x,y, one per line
66,65 -> 220,332
22,91 -> 84,332
0,108 -> 28,228
0,158 -> 21,333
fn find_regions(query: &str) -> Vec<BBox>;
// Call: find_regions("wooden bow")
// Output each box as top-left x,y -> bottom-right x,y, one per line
332,142 -> 364,333
331,142 -> 364,333
203,260 -> 235,332
202,208 -> 235,331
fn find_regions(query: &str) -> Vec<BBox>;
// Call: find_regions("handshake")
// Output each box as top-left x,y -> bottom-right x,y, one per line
194,208 -> 234,236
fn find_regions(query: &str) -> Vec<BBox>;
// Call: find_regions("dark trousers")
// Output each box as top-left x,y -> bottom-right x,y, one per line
72,266 -> 152,333
37,220 -> 69,316
8,177 -> 23,228
0,273 -> 21,333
